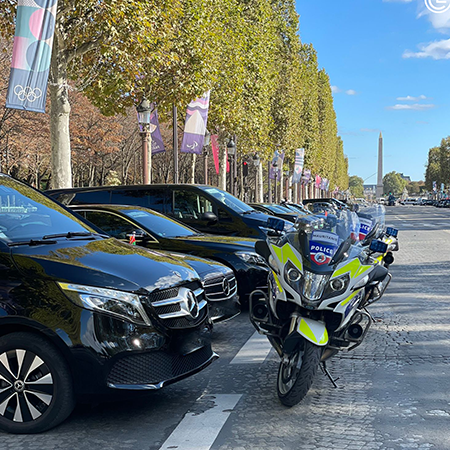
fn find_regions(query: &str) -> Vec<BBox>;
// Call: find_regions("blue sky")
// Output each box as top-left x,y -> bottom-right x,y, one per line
296,0 -> 450,183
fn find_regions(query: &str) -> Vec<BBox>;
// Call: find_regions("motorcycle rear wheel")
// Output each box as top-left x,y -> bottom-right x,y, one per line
277,340 -> 321,407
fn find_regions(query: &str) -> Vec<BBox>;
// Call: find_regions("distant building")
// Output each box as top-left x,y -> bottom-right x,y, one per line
364,184 -> 376,200
399,173 -> 411,183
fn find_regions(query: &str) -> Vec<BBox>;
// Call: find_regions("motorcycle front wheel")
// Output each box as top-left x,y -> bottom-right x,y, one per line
277,339 -> 322,407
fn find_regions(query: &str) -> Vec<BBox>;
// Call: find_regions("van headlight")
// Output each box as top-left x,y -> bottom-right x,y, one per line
235,251 -> 267,265
57,282 -> 151,326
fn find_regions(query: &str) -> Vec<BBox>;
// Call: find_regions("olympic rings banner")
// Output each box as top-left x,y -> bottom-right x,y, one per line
6,0 -> 58,113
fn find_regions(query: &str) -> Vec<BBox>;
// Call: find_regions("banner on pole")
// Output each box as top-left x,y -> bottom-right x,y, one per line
6,0 -> 58,113
150,108 -> 165,154
301,169 -> 311,185
269,150 -> 285,180
180,91 -> 211,154
433,181 -> 437,192
292,148 -> 305,184
211,134 -> 220,175
315,175 -> 322,189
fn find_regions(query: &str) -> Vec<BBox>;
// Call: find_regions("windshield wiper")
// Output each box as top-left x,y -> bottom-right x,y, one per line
241,210 -> 257,215
8,239 -> 58,247
42,231 -> 105,240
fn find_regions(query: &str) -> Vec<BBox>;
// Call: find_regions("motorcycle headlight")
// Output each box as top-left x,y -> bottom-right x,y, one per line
57,282 -> 151,326
284,261 -> 303,294
235,251 -> 267,265
323,274 -> 350,299
302,271 -> 329,304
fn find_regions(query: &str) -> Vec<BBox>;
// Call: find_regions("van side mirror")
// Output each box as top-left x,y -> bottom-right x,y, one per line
267,217 -> 285,233
201,212 -> 218,224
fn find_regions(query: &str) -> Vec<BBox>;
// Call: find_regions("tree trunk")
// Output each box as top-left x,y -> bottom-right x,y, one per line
49,34 -> 72,188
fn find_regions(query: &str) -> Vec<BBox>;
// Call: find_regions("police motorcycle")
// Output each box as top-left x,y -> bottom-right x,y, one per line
357,204 -> 399,267
249,209 -> 393,407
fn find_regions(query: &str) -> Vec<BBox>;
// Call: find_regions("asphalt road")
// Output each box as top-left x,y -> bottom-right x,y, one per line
2,205 -> 450,450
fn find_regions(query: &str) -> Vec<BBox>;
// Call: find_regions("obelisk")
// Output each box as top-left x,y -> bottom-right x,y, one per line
376,132 -> 383,199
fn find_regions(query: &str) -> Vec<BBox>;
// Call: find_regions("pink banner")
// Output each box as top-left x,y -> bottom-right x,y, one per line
211,134 -> 220,175
315,175 -> 322,189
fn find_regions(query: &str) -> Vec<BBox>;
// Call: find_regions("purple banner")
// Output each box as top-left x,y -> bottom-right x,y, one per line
301,169 -> 311,185
6,0 -> 58,113
292,148 -> 305,184
269,150 -> 285,180
149,108 -> 165,154
180,91 -> 211,154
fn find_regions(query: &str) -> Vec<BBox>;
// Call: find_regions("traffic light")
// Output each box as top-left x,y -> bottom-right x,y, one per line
243,161 -> 249,177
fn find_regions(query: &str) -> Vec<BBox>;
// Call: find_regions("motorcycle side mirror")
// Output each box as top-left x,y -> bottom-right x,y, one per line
201,211 -> 218,224
369,239 -> 388,254
267,217 -> 285,233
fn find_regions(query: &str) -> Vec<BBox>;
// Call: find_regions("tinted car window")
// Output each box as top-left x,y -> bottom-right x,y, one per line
111,189 -> 166,212
202,187 -> 252,213
121,209 -> 197,238
172,190 -> 213,220
71,190 -> 111,205
0,179 -> 94,243
84,211 -> 140,239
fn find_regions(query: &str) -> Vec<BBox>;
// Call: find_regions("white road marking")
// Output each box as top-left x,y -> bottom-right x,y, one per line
159,394 -> 242,450
230,331 -> 273,364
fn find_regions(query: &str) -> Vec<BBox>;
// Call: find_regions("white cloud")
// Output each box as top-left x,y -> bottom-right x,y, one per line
403,38 -> 450,59
387,103 -> 435,110
418,4 -> 450,32
331,85 -> 341,93
396,95 -> 428,101
345,89 -> 357,95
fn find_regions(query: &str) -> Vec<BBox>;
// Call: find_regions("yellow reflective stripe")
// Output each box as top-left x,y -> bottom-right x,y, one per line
319,328 -> 328,345
272,244 -> 283,264
355,264 -> 372,277
340,288 -> 362,307
271,243 -> 303,271
272,270 -> 283,292
376,255 -> 383,263
299,319 -> 317,343
334,259 -> 360,279
281,243 -> 303,271
299,319 -> 328,345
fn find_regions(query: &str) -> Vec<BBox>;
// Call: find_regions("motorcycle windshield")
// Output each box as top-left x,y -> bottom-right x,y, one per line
282,209 -> 360,273
357,204 -> 386,242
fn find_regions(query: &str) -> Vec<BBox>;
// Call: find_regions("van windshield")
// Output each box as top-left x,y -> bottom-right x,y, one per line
0,177 -> 93,243
202,187 -> 253,214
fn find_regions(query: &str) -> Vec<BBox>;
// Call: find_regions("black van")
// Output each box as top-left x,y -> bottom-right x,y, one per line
0,175 -> 215,433
46,184 -> 293,239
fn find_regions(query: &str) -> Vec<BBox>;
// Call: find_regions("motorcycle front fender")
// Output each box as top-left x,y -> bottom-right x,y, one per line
297,318 -> 329,347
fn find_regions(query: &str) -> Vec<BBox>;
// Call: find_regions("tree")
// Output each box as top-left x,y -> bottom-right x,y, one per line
349,175 -> 364,198
383,171 -> 407,196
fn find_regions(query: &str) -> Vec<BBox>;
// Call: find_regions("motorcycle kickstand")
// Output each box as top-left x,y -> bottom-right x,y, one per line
320,362 -> 341,389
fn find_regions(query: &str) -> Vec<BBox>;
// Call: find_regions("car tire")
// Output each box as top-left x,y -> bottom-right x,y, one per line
0,332 -> 75,434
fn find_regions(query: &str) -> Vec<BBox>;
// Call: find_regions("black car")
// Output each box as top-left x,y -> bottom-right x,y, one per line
302,197 -> 349,210
45,184 -> 295,239
248,203 -> 300,223
70,204 -> 270,306
0,175 -> 216,433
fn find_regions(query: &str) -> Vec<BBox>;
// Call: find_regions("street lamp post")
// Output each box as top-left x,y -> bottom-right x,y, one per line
227,137 -> 236,195
136,98 -> 152,184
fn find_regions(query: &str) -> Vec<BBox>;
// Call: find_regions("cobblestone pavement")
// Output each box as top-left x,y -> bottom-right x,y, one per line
2,206 -> 450,450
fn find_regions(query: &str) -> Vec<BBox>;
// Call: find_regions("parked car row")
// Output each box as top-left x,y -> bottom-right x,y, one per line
0,175 -> 357,434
